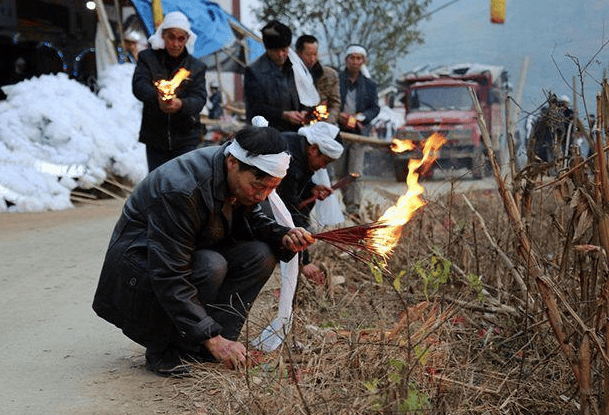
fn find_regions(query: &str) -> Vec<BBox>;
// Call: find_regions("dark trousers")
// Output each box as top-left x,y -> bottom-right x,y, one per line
146,240 -> 276,354
146,144 -> 198,172
331,141 -> 365,213
190,241 -> 276,341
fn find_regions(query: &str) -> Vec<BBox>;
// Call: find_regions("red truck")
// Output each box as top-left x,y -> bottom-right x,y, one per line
393,64 -> 509,180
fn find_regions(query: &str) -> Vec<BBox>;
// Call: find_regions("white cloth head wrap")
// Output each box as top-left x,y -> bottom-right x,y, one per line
225,138 -> 291,178
345,44 -> 371,79
251,116 -> 269,127
298,122 -> 343,159
148,11 -> 197,55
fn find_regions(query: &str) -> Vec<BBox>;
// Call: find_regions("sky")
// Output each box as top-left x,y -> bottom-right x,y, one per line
0,63 -> 147,213
394,0 -> 609,113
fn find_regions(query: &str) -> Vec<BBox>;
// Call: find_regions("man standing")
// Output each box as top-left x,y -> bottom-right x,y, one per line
133,11 -> 207,172
207,81 -> 223,120
335,45 -> 380,214
295,35 -> 341,125
92,126 -> 314,377
244,21 -> 306,131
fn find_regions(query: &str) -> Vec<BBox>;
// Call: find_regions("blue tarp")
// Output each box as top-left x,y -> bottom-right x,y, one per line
130,0 -> 264,62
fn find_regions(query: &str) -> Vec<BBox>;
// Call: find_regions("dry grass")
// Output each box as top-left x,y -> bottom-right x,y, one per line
169,82 -> 609,414
167,183 -> 591,414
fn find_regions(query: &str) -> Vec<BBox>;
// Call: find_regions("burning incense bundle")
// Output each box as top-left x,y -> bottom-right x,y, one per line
313,133 -> 446,260
154,68 -> 191,101
313,222 -> 394,263
303,104 -> 329,125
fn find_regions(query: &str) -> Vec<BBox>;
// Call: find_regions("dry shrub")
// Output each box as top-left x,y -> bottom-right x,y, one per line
171,177 -> 597,414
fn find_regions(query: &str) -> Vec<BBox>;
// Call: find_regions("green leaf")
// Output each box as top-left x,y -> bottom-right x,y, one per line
388,372 -> 401,383
363,378 -> 380,393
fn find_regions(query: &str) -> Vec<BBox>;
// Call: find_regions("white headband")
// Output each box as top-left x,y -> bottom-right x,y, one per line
148,11 -> 197,55
225,139 -> 291,178
346,45 -> 367,58
298,122 -> 343,159
345,45 -> 371,78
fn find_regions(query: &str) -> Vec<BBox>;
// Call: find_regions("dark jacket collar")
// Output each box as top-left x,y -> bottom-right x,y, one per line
212,142 -> 231,205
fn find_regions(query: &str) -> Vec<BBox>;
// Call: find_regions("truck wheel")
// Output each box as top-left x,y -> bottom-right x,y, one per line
394,158 -> 408,182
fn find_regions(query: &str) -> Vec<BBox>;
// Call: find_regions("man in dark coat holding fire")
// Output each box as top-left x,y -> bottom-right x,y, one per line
133,11 -> 207,172
244,20 -> 306,132
334,45 -> 380,214
92,125 -> 315,377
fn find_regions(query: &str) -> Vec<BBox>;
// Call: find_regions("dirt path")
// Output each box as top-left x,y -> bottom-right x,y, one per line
0,177 -> 495,414
0,199 -> 191,415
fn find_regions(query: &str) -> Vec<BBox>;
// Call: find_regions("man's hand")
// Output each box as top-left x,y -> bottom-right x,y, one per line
312,185 -> 333,201
339,112 -> 364,131
282,227 -> 315,252
302,263 -> 325,285
203,335 -> 246,370
158,95 -> 183,114
282,110 -> 306,126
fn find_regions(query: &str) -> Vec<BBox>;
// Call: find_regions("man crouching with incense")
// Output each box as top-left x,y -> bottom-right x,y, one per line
92,126 -> 314,376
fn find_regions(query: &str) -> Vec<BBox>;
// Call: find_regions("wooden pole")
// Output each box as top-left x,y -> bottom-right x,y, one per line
113,0 -> 126,53
338,131 -> 391,147
215,52 -> 225,103
151,0 -> 164,30
513,56 -> 529,122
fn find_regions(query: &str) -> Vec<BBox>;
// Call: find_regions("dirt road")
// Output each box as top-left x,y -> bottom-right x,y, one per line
0,177 -> 495,414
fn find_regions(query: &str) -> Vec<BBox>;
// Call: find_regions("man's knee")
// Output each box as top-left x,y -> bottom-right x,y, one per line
244,241 -> 276,277
191,249 -> 228,289
227,241 -> 276,281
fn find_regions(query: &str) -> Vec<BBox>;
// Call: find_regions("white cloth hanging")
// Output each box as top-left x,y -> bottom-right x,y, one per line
311,168 -> 344,226
251,190 -> 299,351
288,48 -> 320,107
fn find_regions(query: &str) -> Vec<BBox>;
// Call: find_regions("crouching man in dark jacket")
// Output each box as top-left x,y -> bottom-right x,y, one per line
92,126 -> 314,377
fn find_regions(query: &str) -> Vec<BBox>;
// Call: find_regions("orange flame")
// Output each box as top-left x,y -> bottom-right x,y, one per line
154,68 -> 191,101
391,138 -> 417,153
305,104 -> 329,124
369,132 -> 447,257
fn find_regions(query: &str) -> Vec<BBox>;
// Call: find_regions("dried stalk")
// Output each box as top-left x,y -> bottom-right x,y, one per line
462,194 -> 531,304
469,87 -> 583,384
579,332 -> 592,415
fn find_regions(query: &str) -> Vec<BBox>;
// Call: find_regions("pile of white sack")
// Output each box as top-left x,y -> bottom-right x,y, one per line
0,63 -> 146,212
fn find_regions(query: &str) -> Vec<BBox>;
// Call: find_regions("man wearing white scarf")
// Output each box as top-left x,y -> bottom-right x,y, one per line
277,122 -> 344,282
244,20 -> 313,132
132,11 -> 207,172
335,44 -> 381,214
252,121 -> 344,352
93,125 -> 316,376
296,34 -> 341,125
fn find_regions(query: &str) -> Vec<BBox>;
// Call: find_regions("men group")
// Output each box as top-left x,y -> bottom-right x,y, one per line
94,15 -> 380,377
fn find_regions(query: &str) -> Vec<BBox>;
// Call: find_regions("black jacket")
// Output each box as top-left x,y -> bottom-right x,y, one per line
133,48 -> 207,151
276,133 -> 315,228
338,70 -> 380,134
244,53 -> 301,131
92,143 -> 294,347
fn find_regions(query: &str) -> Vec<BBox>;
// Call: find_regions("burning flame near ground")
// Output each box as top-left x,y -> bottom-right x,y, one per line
154,68 -> 191,101
313,133 -> 446,261
372,133 -> 447,257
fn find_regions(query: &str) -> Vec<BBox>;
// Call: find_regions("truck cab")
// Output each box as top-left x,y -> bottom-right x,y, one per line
394,65 -> 508,180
